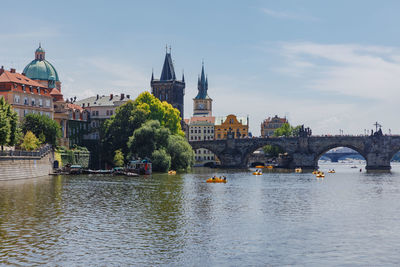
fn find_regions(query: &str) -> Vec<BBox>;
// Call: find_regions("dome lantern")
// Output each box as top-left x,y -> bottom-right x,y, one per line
35,43 -> 45,61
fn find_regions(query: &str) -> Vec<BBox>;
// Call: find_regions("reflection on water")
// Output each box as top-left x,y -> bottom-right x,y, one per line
1,164 -> 400,265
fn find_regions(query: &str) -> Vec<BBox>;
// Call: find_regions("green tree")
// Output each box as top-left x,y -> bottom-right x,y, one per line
21,131 -> 40,151
134,92 -> 183,136
113,149 -> 124,167
167,135 -> 194,170
151,148 -> 171,172
127,120 -> 170,159
273,123 -> 302,137
262,145 -> 284,157
101,100 -> 147,163
22,113 -> 61,146
0,110 -> 10,150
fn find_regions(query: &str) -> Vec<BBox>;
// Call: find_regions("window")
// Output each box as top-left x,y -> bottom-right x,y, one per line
45,100 -> 50,107
92,111 -> 96,116
39,99 -> 43,107
24,97 -> 28,105
31,98 -> 35,106
14,95 -> 20,103
38,88 -> 41,94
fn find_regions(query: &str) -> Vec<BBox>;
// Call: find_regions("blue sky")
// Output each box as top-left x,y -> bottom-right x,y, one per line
1,0 -> 400,135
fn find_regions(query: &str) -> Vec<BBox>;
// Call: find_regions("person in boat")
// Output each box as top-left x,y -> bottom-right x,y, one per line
223,176 -> 226,181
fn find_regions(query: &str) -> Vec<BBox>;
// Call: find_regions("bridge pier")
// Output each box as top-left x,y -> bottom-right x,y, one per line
365,153 -> 391,171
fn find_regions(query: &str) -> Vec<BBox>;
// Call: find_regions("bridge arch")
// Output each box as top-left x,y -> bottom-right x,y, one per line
314,144 -> 367,166
243,141 -> 288,168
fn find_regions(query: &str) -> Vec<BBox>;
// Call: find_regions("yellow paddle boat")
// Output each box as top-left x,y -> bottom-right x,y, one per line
253,170 -> 263,175
206,177 -> 227,183
295,168 -> 302,173
316,172 -> 325,178
266,165 -> 274,169
328,170 -> 335,173
168,170 -> 176,175
255,165 -> 264,169
312,170 -> 318,174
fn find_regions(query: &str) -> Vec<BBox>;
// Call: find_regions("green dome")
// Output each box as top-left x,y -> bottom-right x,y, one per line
23,59 -> 59,82
36,46 -> 45,53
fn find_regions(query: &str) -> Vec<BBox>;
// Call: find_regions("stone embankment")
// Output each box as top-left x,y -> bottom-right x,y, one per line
0,145 -> 53,181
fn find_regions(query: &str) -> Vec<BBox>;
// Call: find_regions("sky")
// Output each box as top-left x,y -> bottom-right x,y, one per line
1,0 -> 400,136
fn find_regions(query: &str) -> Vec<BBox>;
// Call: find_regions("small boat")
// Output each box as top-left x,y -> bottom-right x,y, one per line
206,177 -> 227,183
312,170 -> 318,174
168,170 -> 176,175
266,165 -> 274,169
295,168 -> 302,173
350,166 -> 357,169
316,171 -> 325,178
255,165 -> 264,169
328,169 -> 335,173
253,169 -> 263,175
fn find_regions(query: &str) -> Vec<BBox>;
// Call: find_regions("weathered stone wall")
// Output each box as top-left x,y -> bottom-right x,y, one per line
0,152 -> 53,181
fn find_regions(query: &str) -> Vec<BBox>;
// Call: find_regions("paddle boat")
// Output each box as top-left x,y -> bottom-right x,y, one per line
295,168 -> 302,173
206,176 -> 227,183
266,165 -> 274,169
168,170 -> 176,175
316,171 -> 325,178
255,165 -> 264,169
328,169 -> 335,173
253,170 -> 263,175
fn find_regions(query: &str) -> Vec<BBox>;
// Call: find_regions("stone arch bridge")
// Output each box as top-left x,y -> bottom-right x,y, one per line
189,135 -> 400,170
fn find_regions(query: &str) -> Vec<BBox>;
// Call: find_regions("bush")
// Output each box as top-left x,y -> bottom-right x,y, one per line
113,149 -> 124,167
151,149 -> 171,172
21,131 -> 40,151
22,113 -> 61,146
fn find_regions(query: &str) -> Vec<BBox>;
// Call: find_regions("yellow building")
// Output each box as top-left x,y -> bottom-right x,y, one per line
215,114 -> 249,140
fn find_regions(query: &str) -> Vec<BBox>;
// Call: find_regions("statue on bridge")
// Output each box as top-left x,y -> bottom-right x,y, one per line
298,125 -> 312,137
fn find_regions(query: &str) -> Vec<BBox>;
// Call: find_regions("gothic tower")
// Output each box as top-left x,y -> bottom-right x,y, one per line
193,62 -> 212,117
151,49 -> 185,119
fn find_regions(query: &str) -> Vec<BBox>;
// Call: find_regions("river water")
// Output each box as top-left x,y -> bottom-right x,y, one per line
1,163 -> 400,266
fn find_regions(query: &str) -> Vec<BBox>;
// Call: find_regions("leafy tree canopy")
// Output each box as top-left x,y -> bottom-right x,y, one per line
22,113 -> 61,146
273,123 -> 302,137
21,131 -> 40,151
0,97 -> 20,149
127,120 -> 193,171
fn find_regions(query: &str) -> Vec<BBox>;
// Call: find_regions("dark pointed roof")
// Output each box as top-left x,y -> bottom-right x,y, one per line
195,63 -> 210,99
160,52 -> 176,81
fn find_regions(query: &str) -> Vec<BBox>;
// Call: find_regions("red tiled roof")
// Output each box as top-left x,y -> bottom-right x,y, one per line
50,88 -> 63,96
0,70 -> 44,87
66,103 -> 83,111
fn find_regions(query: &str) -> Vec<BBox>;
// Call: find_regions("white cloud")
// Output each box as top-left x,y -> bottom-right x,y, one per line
61,57 -> 149,100
278,42 -> 400,101
260,8 -> 318,21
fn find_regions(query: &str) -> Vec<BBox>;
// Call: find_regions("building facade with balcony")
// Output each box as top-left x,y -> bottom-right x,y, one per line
0,67 -> 54,120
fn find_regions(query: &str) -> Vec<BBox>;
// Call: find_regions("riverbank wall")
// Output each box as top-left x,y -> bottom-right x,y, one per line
0,146 -> 53,181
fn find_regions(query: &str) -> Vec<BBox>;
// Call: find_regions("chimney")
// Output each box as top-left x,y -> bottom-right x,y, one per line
10,68 -> 16,73
120,93 -> 125,100
110,93 -> 113,100
96,94 -> 99,100
82,103 -> 85,108
127,95 -> 130,99
87,103 -> 90,107
0,66 -> 4,75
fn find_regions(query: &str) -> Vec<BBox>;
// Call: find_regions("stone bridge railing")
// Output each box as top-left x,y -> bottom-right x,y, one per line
189,135 -> 400,170
0,144 -> 52,159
